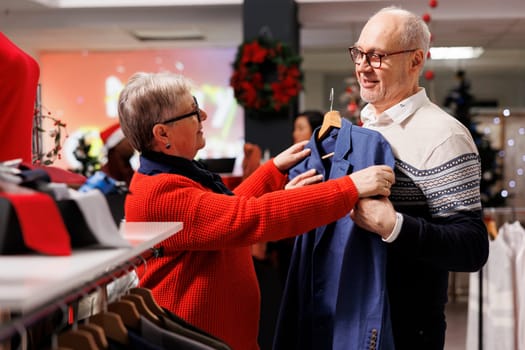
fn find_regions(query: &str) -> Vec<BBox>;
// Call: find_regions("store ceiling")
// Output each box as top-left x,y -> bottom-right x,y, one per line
2,0 -> 525,71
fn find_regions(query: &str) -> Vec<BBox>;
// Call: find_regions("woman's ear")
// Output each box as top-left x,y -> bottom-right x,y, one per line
152,124 -> 169,145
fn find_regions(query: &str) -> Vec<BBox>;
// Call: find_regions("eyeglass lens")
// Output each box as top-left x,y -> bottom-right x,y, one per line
193,96 -> 201,122
349,48 -> 380,68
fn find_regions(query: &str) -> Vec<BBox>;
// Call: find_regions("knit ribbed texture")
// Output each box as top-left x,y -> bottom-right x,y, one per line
126,161 -> 358,349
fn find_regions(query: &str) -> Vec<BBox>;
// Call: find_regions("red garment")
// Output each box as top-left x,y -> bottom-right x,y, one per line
1,192 -> 71,256
0,33 -> 40,163
126,160 -> 359,350
21,162 -> 86,186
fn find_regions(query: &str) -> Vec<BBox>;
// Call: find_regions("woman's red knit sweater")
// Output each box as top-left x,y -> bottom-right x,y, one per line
126,160 -> 358,350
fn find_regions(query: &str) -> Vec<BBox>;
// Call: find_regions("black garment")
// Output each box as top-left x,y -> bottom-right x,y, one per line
139,151 -> 233,195
161,307 -> 232,350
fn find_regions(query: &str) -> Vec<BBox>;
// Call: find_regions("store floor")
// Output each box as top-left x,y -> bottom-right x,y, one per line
445,271 -> 471,350
445,298 -> 469,350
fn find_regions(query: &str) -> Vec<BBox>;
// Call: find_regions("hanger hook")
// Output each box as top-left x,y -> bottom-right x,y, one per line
123,257 -> 141,290
50,298 -> 70,349
135,254 -> 148,279
106,261 -> 140,302
13,321 -> 27,350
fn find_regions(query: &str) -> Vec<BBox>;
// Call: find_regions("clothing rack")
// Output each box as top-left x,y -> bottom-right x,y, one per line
0,221 -> 181,346
475,207 -> 525,350
483,206 -> 525,224
0,248 -> 158,344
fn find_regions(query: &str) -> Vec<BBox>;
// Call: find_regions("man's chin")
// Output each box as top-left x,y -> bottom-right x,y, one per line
360,93 -> 376,104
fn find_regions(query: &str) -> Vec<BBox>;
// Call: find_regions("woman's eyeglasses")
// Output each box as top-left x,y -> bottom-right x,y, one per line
162,96 -> 201,124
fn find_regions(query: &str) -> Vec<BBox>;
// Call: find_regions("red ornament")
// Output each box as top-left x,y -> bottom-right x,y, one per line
424,70 -> 435,80
347,101 -> 358,114
429,0 -> 438,8
427,51 -> 431,59
422,13 -> 431,23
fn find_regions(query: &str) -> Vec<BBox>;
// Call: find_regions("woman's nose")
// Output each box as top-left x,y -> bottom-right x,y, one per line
200,109 -> 208,121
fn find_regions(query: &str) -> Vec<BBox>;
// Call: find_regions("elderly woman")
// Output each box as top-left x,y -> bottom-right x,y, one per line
118,72 -> 394,350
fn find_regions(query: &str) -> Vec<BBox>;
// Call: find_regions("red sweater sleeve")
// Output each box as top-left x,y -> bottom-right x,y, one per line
126,161 -> 359,251
0,33 -> 40,163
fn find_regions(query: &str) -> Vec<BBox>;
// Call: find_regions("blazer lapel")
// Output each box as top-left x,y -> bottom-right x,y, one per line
313,120 -> 353,248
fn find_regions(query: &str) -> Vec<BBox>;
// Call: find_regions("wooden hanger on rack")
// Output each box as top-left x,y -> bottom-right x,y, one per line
129,287 -> 168,318
57,329 -> 99,350
89,311 -> 129,346
71,286 -> 109,350
120,293 -> 162,326
317,88 -> 342,141
107,299 -> 141,331
78,323 -> 108,350
88,283 -> 130,348
49,300 -> 87,350
57,300 -> 107,350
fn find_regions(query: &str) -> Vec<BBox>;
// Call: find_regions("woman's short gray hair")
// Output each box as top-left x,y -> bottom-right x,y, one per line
118,72 -> 194,152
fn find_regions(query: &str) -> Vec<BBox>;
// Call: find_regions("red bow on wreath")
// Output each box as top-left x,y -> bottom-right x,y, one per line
230,37 -> 303,113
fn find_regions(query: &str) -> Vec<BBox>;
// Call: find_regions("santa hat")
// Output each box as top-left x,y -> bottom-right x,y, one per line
100,123 -> 125,151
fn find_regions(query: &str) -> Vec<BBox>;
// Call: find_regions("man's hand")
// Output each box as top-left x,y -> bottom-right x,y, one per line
350,197 -> 397,239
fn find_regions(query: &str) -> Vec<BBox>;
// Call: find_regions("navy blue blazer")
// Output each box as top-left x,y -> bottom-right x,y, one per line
274,119 -> 396,350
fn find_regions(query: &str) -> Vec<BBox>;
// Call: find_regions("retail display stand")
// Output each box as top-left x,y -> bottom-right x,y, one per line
0,221 -> 182,342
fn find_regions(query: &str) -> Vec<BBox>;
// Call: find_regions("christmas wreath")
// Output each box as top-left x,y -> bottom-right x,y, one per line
230,37 -> 303,113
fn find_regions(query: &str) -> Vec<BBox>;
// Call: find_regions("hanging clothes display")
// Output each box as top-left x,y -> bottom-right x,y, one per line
274,118 -> 396,350
466,217 -> 525,350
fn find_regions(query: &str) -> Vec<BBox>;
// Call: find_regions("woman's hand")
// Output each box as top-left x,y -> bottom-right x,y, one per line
285,169 -> 323,190
349,165 -> 395,198
273,140 -> 311,173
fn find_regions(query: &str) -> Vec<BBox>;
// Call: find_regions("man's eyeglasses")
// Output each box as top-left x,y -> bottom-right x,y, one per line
162,96 -> 201,124
348,47 -> 417,69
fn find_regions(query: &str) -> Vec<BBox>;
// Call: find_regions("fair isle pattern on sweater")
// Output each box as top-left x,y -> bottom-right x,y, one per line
362,89 -> 483,220
392,152 -> 483,217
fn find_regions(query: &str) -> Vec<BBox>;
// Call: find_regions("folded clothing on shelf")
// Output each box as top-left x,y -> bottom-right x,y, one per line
0,180 -> 72,255
0,174 -> 130,255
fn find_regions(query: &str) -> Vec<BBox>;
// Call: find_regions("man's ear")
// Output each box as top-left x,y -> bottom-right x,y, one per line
412,50 -> 424,68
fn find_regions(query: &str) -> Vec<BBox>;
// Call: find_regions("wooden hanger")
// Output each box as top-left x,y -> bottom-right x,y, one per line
107,299 -> 141,331
78,323 -> 109,349
129,287 -> 167,318
120,293 -> 162,326
317,88 -> 342,140
57,329 -> 99,350
89,311 -> 129,346
317,110 -> 342,140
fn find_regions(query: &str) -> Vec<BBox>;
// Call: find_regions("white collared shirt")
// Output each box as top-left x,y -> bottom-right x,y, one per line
361,88 -> 428,127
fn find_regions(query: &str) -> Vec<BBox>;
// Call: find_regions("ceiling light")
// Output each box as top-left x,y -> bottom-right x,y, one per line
30,0 -> 242,7
429,46 -> 484,60
131,29 -> 205,41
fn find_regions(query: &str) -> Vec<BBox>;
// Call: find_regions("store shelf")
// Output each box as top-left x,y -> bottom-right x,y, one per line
0,221 -> 182,313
